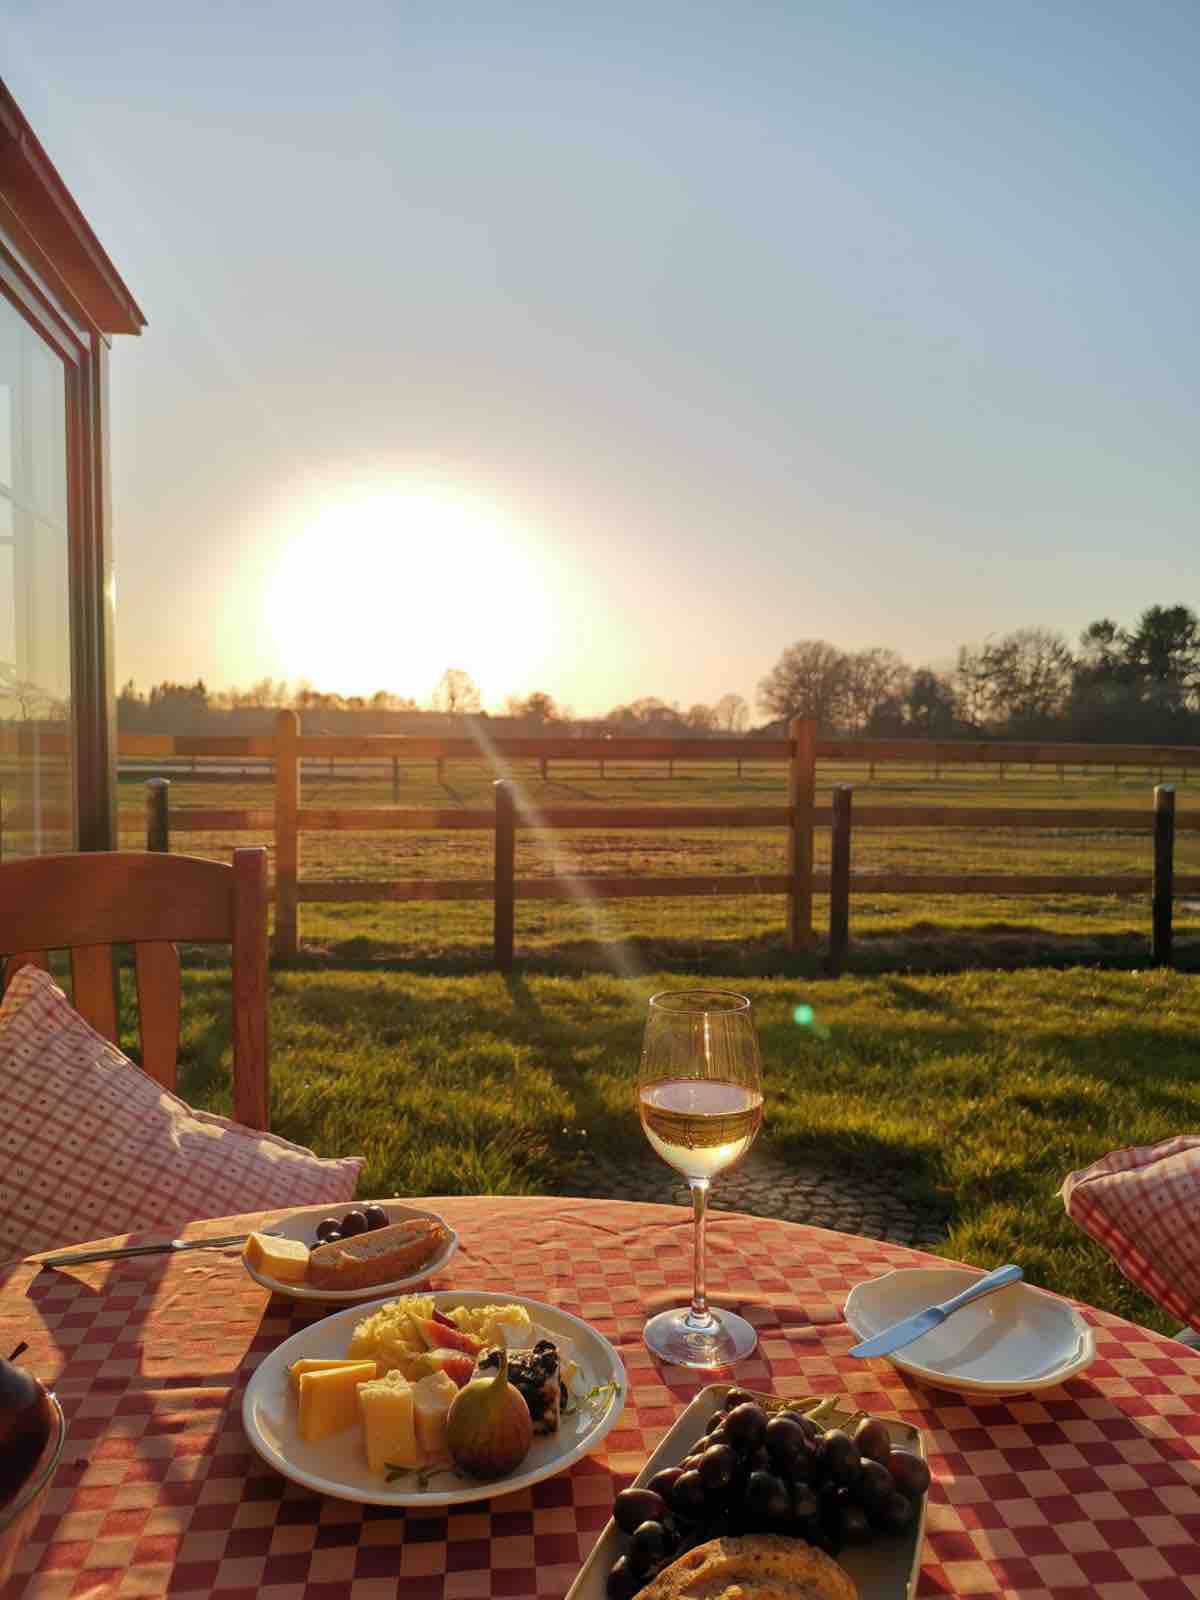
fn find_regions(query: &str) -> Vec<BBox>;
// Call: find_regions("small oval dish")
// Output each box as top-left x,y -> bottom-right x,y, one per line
242,1200 -> 458,1303
845,1266 -> 1096,1396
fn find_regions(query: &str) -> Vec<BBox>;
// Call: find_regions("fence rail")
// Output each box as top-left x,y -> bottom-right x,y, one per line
6,717 -> 1200,968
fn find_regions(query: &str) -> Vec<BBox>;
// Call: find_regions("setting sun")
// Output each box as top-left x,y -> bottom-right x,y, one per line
265,485 -> 553,704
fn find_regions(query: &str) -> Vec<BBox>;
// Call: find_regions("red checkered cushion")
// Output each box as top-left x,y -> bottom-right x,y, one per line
0,965 -> 363,1260
1061,1135 -> 1200,1329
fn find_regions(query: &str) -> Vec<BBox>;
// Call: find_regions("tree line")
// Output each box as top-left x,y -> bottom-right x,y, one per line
757,607 -> 1200,743
111,605 -> 1200,745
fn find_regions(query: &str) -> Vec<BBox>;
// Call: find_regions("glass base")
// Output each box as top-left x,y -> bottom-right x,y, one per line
643,1306 -> 758,1369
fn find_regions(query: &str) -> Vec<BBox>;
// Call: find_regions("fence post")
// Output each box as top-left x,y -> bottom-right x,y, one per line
274,709 -> 301,958
786,716 -> 817,950
827,783 -> 852,976
540,757 -> 547,782
1152,784 -> 1175,968
437,757 -> 445,785
145,778 -> 170,852
494,780 -> 515,973
392,757 -> 400,803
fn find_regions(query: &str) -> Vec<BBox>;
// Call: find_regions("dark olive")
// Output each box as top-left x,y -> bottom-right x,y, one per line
791,1483 -> 819,1522
628,1521 -> 673,1575
698,1443 -> 737,1492
816,1429 -> 862,1491
647,1467 -> 683,1501
679,1452 -> 707,1474
613,1487 -> 666,1535
859,1458 -> 895,1517
723,1388 -> 757,1411
314,1218 -> 342,1243
339,1209 -> 369,1237
606,1556 -> 639,1600
853,1416 -> 893,1466
780,1409 -> 822,1439
363,1204 -> 389,1231
745,1469 -> 790,1525
765,1415 -> 812,1478
723,1402 -> 769,1452
838,1501 -> 872,1546
876,1490 -> 917,1534
670,1469 -> 706,1516
888,1449 -> 931,1499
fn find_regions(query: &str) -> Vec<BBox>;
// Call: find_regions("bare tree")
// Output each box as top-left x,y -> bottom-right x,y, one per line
757,640 -> 848,731
504,691 -> 560,724
842,649 -> 910,732
714,692 -> 748,733
432,667 -> 482,715
959,628 -> 1073,729
684,703 -> 718,731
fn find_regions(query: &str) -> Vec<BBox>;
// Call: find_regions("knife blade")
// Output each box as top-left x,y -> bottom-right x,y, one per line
848,1263 -> 1023,1359
39,1233 -> 250,1269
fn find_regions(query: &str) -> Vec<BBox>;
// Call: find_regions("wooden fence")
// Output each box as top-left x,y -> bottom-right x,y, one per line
103,713 -> 1200,969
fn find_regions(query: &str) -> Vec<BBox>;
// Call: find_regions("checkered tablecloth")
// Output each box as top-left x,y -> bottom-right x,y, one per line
4,1197 -> 1200,1599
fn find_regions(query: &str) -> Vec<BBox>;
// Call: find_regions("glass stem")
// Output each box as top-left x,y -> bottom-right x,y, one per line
686,1179 -> 714,1328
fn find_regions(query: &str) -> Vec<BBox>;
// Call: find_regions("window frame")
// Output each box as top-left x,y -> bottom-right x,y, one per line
0,230 -> 116,851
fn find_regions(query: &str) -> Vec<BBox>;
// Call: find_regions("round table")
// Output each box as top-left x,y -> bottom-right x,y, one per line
3,1196 -> 1200,1599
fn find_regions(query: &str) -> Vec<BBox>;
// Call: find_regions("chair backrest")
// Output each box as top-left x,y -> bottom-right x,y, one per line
0,849 -> 270,1130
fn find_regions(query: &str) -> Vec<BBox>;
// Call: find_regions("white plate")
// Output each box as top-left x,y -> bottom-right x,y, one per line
845,1267 -> 1096,1396
241,1289 -> 626,1507
242,1201 -> 459,1302
565,1387 -> 928,1600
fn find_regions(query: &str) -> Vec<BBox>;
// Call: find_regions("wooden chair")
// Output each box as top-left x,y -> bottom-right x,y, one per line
0,849 -> 270,1130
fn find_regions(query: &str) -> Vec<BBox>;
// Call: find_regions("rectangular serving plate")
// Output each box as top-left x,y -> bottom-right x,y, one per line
566,1387 -> 927,1600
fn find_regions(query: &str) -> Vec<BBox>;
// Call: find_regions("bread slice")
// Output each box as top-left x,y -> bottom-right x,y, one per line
307,1218 -> 449,1291
637,1535 -> 857,1600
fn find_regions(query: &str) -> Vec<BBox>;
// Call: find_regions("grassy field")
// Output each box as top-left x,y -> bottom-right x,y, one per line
158,956 -> 1200,1338
112,754 -> 1200,969
87,755 -> 1200,1340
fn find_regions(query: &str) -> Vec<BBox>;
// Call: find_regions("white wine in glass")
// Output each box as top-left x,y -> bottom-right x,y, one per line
638,990 -> 764,1368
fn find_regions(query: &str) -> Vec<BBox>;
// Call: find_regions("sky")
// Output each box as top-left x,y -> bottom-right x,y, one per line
3,0 -> 1198,717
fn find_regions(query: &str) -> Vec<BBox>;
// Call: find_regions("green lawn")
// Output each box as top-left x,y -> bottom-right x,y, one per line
159,957 -> 1200,1339
105,757 -> 1200,965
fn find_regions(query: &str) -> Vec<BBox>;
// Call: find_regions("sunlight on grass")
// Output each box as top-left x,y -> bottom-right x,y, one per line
155,959 -> 1200,1338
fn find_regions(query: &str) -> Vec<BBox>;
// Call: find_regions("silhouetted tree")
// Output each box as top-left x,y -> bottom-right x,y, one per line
432,668 -> 481,715
757,640 -> 848,732
714,692 -> 749,733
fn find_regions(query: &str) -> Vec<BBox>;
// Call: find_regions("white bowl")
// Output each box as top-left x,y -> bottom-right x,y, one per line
243,1200 -> 458,1302
845,1267 -> 1096,1396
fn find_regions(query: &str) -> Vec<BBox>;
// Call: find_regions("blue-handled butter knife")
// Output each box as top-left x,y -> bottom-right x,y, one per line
848,1264 -> 1024,1359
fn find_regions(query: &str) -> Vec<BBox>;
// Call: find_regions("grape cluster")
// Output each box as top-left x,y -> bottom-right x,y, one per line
606,1392 -> 930,1600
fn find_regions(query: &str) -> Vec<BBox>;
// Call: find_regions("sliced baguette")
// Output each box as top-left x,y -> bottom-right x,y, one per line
637,1535 -> 857,1600
306,1218 -> 449,1291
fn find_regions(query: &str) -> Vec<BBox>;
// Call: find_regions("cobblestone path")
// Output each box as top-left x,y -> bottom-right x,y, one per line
558,1146 -> 951,1250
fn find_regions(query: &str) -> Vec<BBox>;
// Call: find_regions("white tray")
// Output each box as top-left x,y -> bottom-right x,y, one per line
565,1387 -> 927,1600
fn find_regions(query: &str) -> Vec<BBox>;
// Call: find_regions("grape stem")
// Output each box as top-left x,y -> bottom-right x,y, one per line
685,1180 -> 716,1332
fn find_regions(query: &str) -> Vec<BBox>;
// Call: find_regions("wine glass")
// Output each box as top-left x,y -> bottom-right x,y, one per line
638,989 -> 764,1368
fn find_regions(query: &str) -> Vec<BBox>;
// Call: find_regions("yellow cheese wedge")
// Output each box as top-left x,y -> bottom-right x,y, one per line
288,1357 -> 377,1397
298,1361 -> 378,1442
244,1232 -> 310,1283
358,1369 -> 420,1473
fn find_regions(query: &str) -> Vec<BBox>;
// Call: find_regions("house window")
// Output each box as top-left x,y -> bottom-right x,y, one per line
0,293 -> 72,857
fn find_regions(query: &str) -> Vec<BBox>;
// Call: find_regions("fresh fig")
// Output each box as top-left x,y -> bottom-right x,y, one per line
410,1315 -> 484,1358
445,1346 -> 533,1479
0,1344 -> 55,1506
406,1348 -> 477,1388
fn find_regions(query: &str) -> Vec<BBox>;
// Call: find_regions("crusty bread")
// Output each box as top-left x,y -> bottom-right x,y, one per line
636,1535 -> 857,1600
306,1218 -> 449,1291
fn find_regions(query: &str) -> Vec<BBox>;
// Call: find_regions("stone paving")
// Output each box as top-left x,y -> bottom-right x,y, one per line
558,1145 -> 951,1250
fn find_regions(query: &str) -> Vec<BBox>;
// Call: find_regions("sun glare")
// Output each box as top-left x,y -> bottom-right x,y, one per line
265,486 -> 552,703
